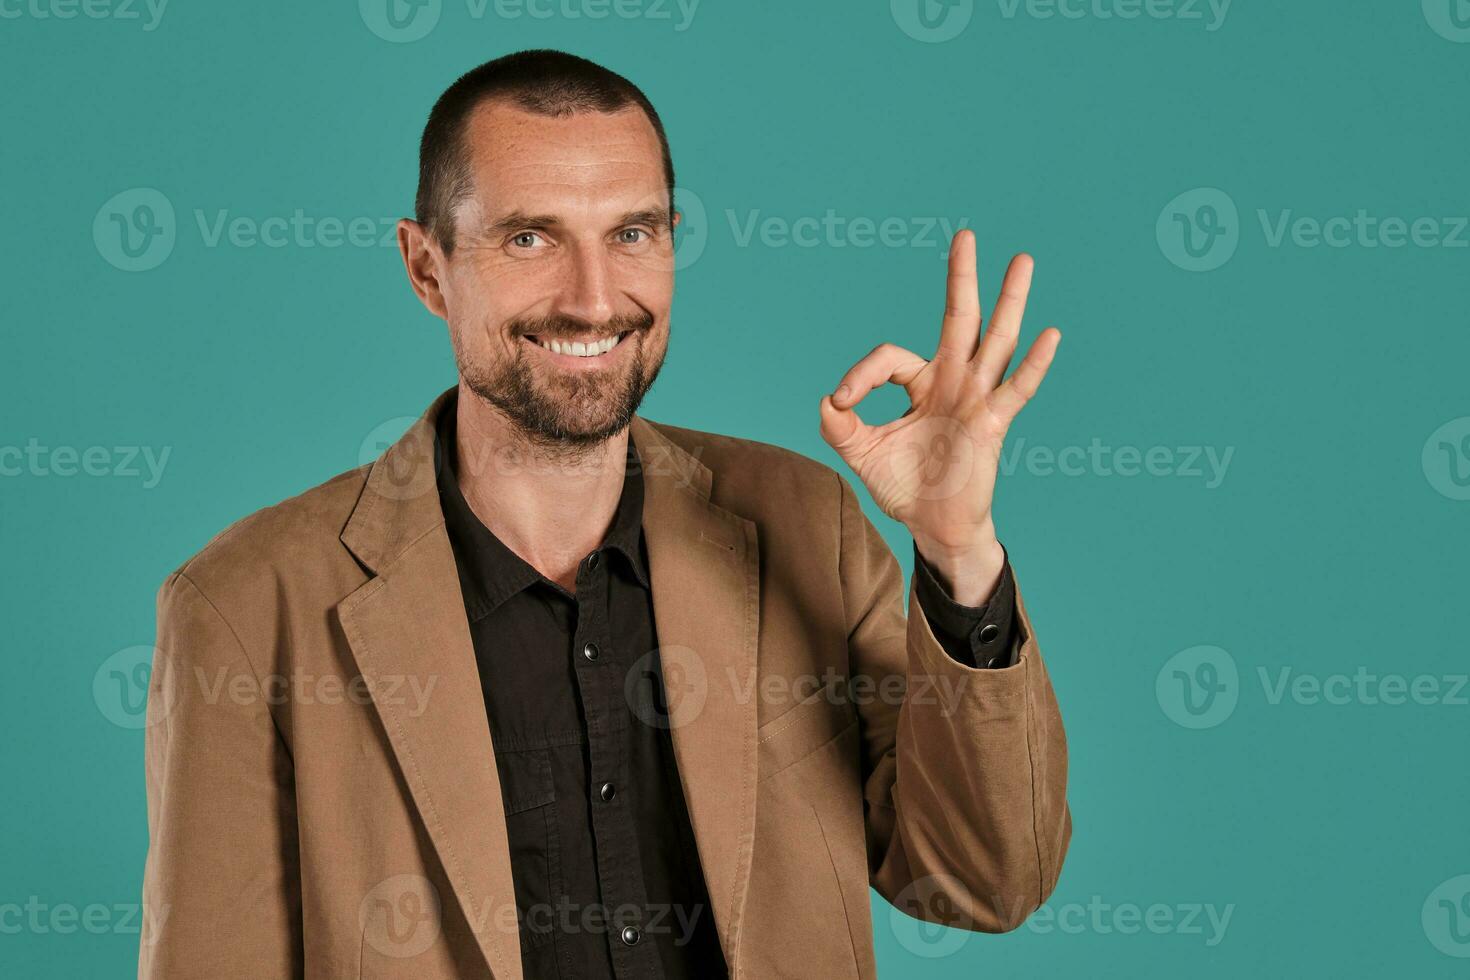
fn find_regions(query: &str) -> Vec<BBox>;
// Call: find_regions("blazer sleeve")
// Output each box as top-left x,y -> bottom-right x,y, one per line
138,571 -> 303,978
838,474 -> 1071,933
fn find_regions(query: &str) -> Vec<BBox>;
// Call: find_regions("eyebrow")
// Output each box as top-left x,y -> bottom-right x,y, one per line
478,206 -> 673,239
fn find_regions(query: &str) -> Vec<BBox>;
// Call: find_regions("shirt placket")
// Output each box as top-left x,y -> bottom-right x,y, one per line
571,546 -> 666,979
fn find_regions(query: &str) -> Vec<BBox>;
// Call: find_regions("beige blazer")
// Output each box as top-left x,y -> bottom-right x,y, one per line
139,386 -> 1070,979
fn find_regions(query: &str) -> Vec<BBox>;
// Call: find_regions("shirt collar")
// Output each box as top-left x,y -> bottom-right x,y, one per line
434,392 -> 650,622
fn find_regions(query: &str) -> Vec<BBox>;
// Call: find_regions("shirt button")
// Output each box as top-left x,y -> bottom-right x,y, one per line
583,642 -> 600,662
978,623 -> 1001,644
586,550 -> 601,571
620,924 -> 641,946
599,781 -> 617,802
984,655 -> 1006,669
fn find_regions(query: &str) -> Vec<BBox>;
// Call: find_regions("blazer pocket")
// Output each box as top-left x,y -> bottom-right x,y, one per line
495,747 -> 560,953
757,678 -> 857,781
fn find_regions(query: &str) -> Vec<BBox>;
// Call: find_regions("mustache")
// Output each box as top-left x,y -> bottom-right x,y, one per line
512,310 -> 654,342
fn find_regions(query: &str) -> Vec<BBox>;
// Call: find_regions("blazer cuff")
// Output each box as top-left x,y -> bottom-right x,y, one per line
911,539 -> 1019,669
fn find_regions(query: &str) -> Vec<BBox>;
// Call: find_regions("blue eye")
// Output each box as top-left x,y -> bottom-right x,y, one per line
511,232 -> 543,249
618,228 -> 647,244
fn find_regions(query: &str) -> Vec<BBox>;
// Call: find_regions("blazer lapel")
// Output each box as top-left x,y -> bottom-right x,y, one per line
333,390 -> 761,979
337,389 -> 520,979
630,416 -> 761,973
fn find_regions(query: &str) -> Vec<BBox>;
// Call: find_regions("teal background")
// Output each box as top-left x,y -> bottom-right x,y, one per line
3,0 -> 1469,975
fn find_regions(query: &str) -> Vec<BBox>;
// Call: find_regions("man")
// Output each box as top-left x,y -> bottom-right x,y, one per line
139,49 -> 1069,980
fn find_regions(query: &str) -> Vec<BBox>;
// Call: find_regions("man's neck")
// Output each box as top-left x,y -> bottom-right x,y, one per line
453,382 -> 629,592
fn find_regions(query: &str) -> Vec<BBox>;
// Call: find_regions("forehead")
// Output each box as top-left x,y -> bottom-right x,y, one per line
461,100 -> 667,216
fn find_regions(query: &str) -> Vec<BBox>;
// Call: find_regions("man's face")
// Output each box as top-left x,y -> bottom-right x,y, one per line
430,101 -> 676,448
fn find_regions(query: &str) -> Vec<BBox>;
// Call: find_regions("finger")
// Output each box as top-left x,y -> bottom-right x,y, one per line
973,253 -> 1034,389
818,392 -> 870,453
937,229 -> 983,359
990,327 -> 1061,424
828,342 -> 928,412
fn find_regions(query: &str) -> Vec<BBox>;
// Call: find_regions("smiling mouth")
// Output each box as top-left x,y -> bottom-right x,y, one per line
523,331 -> 632,358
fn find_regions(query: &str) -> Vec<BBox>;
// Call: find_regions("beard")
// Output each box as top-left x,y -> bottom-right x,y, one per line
454,309 -> 665,452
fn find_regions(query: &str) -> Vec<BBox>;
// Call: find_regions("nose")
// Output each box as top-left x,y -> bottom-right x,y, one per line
550,239 -> 617,327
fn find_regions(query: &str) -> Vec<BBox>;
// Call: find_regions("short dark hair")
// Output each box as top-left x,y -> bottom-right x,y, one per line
415,49 -> 676,254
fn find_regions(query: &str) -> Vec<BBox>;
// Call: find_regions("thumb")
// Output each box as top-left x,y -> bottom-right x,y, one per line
818,392 -> 865,456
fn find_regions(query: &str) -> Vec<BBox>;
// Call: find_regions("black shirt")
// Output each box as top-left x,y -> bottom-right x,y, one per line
433,400 -> 1018,979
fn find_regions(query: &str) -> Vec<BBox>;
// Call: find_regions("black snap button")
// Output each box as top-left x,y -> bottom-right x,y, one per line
620,925 -> 641,946
583,642 -> 600,662
979,623 -> 1001,644
985,655 -> 1005,669
586,550 -> 601,570
600,781 -> 616,802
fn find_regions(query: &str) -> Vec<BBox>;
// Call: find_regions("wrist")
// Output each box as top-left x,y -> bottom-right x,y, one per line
913,527 -> 1006,607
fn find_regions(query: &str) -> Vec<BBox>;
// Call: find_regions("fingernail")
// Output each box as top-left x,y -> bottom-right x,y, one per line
834,384 -> 850,401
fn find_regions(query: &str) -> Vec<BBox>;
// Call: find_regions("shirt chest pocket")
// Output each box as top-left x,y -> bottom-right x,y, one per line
495,747 -> 561,952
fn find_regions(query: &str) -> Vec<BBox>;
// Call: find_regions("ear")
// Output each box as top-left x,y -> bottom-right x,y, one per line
396,218 -> 449,320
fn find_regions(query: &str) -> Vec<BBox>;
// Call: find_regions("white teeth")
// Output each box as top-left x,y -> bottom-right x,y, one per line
535,333 -> 623,357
